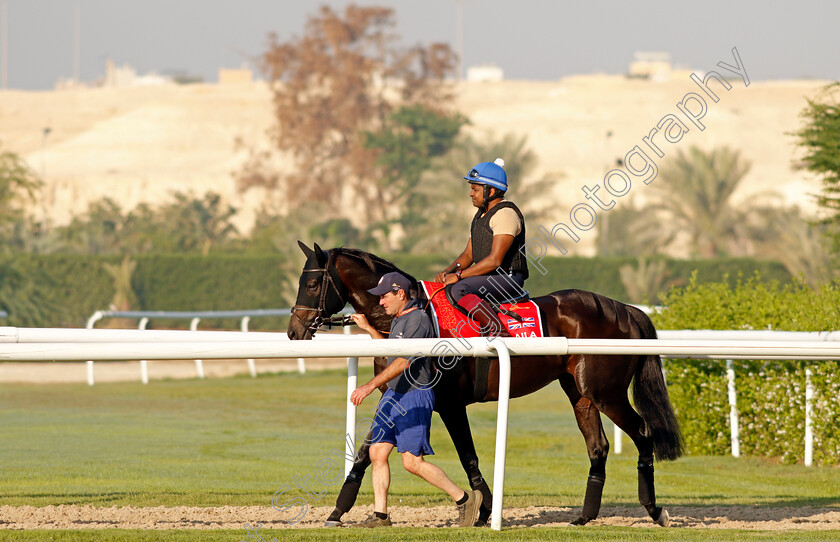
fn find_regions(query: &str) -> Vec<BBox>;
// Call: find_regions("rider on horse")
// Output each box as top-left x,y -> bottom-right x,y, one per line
435,158 -> 529,337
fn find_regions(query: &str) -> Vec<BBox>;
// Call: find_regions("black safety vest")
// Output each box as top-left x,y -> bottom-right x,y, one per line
470,201 -> 529,279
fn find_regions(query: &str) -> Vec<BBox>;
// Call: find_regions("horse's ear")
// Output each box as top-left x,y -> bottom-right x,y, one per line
313,243 -> 328,266
297,240 -> 314,259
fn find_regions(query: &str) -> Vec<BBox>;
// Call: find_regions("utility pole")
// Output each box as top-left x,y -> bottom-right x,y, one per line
1,0 -> 8,89
73,2 -> 80,84
454,0 -> 465,81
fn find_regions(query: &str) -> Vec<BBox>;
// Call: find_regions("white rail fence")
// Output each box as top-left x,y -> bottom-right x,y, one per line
3,332 -> 840,530
80,310 -> 840,460
85,308 -> 352,380
3,327 -> 837,462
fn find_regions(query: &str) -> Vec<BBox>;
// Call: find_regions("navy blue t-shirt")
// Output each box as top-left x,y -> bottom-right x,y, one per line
386,299 -> 437,393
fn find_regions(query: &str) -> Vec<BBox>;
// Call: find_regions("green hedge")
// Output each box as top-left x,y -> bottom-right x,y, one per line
653,274 -> 840,465
131,254 -> 294,329
0,254 -> 296,330
0,253 -> 792,329
391,254 -> 791,301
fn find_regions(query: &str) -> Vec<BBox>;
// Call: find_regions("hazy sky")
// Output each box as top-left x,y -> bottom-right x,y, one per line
3,0 -> 839,90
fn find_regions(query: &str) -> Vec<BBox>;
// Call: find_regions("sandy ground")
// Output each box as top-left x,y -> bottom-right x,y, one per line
1,504 -> 840,531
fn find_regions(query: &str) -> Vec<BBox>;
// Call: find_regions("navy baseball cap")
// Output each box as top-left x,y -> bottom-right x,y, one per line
367,272 -> 412,296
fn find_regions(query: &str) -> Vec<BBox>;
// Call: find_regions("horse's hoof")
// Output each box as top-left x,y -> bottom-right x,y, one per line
655,508 -> 670,527
323,519 -> 343,528
569,515 -> 591,526
474,518 -> 488,528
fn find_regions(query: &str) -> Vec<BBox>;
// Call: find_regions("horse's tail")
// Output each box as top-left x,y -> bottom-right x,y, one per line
628,307 -> 684,461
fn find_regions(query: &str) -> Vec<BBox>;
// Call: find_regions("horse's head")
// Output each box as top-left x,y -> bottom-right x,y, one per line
287,241 -> 348,340
288,242 -> 414,340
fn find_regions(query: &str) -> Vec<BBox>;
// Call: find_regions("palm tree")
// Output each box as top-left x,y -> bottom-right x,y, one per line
595,198 -> 667,257
619,257 -> 682,304
751,206 -> 836,287
102,255 -> 139,328
650,146 -> 768,257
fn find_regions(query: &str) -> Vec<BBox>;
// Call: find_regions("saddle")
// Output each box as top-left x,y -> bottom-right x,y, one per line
419,281 -> 546,339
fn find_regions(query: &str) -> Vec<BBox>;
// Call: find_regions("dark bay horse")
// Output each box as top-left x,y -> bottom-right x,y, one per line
288,242 -> 683,527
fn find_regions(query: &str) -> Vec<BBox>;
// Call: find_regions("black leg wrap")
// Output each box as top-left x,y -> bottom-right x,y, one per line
333,470 -> 365,516
578,474 -> 605,523
470,476 -> 492,526
638,461 -> 661,520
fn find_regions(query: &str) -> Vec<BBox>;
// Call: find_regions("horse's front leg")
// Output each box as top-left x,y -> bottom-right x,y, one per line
437,400 -> 492,526
323,439 -> 372,527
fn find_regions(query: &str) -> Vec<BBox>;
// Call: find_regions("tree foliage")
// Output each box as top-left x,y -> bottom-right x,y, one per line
0,145 -> 42,251
55,192 -> 239,255
241,4 -> 457,221
362,104 -> 467,248
595,198 -> 665,257
650,146 -> 769,258
794,82 -> 840,246
618,257 -> 682,304
750,205 -> 836,288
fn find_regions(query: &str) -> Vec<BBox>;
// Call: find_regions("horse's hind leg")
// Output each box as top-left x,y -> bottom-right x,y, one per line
597,395 -> 669,527
559,375 -> 609,526
324,440 -> 372,526
437,401 -> 493,526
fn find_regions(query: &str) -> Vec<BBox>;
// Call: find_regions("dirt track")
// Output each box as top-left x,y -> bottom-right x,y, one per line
2,504 -> 840,531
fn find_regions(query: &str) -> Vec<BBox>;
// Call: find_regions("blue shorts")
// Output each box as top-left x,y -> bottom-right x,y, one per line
369,388 -> 435,457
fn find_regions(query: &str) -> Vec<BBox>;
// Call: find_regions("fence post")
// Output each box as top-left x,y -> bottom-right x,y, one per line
613,422 -> 622,455
726,359 -> 740,458
190,318 -> 205,379
486,338 -> 511,532
345,355 -> 359,478
241,316 -> 257,378
805,367 -> 814,467
139,317 -> 149,385
84,311 -> 104,386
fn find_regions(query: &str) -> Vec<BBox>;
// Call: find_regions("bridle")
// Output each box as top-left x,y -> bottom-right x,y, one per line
291,252 -> 350,336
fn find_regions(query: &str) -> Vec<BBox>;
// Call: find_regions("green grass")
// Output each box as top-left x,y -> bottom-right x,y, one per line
1,367 -> 840,540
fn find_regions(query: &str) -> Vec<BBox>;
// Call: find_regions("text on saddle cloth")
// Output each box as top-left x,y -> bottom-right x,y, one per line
420,281 -> 545,339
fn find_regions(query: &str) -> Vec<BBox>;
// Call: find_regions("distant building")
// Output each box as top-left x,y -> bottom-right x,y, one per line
103,59 -> 174,87
218,68 -> 253,85
466,64 -> 504,82
628,52 -> 672,81
104,59 -> 137,87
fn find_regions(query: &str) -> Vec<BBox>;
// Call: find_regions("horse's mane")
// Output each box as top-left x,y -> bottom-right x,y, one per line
330,247 -> 421,297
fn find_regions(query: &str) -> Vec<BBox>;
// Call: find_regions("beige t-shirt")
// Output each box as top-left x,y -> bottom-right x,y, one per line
487,207 -> 521,237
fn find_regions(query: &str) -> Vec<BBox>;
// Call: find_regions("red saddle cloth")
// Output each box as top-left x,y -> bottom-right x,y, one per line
420,281 -> 545,339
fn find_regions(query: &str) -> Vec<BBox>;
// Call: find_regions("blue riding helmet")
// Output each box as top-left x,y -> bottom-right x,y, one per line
464,159 -> 507,192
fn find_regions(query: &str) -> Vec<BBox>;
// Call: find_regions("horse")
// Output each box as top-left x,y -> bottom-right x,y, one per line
287,241 -> 683,527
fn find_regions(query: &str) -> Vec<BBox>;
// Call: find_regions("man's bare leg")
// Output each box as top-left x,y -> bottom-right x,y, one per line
370,442 -> 394,514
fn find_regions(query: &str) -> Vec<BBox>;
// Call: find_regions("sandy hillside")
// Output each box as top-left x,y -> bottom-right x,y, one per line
0,74 -> 830,251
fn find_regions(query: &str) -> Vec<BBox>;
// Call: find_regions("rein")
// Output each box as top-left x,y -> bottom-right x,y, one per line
424,285 -> 447,312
